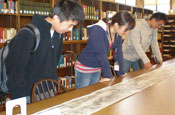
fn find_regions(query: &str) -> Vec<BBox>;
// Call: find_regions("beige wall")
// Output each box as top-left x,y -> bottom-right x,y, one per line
136,0 -> 144,7
171,0 -> 175,9
136,0 -> 173,8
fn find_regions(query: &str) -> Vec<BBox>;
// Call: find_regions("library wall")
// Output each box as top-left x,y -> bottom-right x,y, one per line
136,0 -> 144,7
171,0 -> 175,9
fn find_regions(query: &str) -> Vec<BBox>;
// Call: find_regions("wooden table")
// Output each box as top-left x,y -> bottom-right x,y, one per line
1,59 -> 175,115
94,72 -> 175,115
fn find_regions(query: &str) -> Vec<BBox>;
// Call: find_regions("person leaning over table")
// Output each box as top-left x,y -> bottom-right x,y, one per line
5,0 -> 84,103
122,12 -> 167,73
74,11 -> 136,89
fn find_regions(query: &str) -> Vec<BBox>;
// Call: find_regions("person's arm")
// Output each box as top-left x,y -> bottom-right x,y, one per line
150,30 -> 163,64
90,26 -> 112,79
99,78 -> 111,82
113,35 -> 125,76
129,25 -> 150,65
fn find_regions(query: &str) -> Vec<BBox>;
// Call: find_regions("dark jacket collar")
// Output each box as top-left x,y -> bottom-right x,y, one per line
31,14 -> 52,36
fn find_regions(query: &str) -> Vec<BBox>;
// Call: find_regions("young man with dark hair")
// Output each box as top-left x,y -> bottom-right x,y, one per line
122,12 -> 167,73
150,12 -> 167,22
5,0 -> 84,102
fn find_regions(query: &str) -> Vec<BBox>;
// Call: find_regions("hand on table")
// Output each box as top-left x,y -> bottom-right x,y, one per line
158,61 -> 163,65
121,73 -> 127,77
144,62 -> 152,68
99,78 -> 111,82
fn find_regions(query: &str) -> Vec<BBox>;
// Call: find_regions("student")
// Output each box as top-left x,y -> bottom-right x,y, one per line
122,12 -> 167,73
74,11 -> 135,89
5,0 -> 84,102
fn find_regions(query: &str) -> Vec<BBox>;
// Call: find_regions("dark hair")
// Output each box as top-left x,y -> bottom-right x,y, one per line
50,0 -> 84,23
110,11 -> 135,31
150,12 -> 167,22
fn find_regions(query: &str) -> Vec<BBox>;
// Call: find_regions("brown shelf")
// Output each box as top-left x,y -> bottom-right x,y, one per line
0,13 -> 17,16
67,87 -> 75,91
63,40 -> 88,44
19,14 -> 34,17
84,18 -> 99,21
102,0 -> 116,4
0,43 -> 4,48
57,65 -> 74,69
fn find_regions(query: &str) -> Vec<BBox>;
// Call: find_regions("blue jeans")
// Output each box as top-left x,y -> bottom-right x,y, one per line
75,69 -> 101,89
123,58 -> 140,73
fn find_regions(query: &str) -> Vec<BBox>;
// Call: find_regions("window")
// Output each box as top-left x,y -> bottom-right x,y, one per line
115,0 -> 125,4
144,5 -> 156,11
126,0 -> 136,6
144,0 -> 170,14
157,5 -> 170,14
115,0 -> 136,6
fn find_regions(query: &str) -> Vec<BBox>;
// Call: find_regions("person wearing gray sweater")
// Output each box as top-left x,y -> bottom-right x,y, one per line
122,12 -> 167,73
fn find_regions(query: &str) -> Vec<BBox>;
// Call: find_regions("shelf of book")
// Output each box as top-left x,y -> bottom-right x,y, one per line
159,15 -> 175,61
58,75 -> 76,91
81,0 -> 100,20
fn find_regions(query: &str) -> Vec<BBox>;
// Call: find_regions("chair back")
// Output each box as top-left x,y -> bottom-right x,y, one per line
31,78 -> 67,103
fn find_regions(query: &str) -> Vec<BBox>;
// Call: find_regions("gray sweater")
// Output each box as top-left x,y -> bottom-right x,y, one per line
123,19 -> 162,64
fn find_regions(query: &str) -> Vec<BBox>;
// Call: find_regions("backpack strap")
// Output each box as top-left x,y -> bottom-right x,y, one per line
19,23 -> 40,54
0,40 -> 10,83
26,24 -> 40,53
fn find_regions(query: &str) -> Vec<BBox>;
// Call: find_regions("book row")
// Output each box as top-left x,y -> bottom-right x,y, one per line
82,4 -> 99,20
0,26 -> 89,44
63,27 -> 88,41
0,0 -> 16,14
57,50 -> 116,68
57,53 -> 78,68
58,76 -> 75,89
0,0 -> 52,15
0,27 -> 16,43
19,1 -> 51,15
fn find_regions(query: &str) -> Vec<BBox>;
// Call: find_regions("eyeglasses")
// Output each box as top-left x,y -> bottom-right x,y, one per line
157,22 -> 164,27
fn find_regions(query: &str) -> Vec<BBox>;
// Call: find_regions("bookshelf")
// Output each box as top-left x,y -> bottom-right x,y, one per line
159,15 -> 175,61
0,0 -> 154,89
57,40 -> 87,77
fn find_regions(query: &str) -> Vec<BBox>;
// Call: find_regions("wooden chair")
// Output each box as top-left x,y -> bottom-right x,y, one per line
0,92 -> 10,111
31,78 -> 67,103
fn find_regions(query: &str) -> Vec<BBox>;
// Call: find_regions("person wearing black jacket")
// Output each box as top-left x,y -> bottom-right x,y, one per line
5,0 -> 84,103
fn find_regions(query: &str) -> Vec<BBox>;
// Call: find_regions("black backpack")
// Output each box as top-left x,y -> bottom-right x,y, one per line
0,23 -> 40,104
